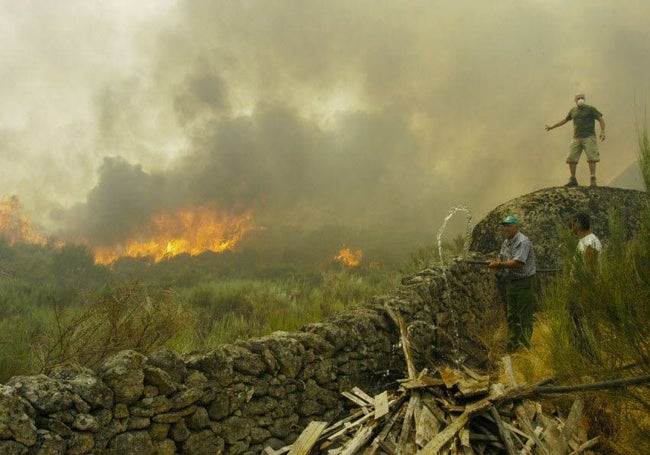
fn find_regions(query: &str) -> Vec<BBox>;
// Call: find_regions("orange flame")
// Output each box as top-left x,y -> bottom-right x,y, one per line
93,204 -> 254,264
334,247 -> 363,267
0,196 -> 47,245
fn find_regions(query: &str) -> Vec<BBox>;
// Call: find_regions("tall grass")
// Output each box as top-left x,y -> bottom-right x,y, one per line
184,269 -> 399,348
0,266 -> 400,382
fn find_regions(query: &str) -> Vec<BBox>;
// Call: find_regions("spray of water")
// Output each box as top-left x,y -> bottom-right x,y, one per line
436,205 -> 472,267
435,205 -> 473,366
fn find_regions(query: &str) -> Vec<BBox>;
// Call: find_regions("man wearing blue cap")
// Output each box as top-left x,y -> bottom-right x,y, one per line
487,215 -> 537,351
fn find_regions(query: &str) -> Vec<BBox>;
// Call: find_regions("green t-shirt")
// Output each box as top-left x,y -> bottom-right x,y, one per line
566,105 -> 603,138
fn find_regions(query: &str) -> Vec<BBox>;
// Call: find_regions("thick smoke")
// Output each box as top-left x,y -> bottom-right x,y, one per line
2,1 -> 650,259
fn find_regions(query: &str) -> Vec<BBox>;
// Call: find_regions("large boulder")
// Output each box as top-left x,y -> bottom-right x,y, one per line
470,186 -> 648,267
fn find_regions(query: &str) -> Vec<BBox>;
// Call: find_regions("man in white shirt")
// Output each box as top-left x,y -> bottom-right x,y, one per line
571,212 -> 602,270
569,212 -> 602,360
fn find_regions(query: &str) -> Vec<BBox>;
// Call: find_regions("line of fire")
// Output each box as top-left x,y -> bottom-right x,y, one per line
0,196 -> 364,268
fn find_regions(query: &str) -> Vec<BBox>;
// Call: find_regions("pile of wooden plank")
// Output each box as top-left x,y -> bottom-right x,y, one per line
264,305 -> 601,454
263,360 -> 598,454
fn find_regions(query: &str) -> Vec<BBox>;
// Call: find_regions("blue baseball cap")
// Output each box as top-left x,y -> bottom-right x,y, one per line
501,215 -> 521,225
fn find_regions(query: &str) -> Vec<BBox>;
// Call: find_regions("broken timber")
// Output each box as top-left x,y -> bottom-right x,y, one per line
264,308 -> 650,454
266,366 -> 597,454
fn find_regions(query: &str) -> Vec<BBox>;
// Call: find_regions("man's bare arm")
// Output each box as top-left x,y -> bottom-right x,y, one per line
545,118 -> 569,131
598,117 -> 606,141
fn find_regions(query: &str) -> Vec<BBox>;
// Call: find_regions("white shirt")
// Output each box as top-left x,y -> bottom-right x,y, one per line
577,233 -> 602,254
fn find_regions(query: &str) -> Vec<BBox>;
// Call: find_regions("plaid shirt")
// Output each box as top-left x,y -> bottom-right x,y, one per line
499,231 -> 536,280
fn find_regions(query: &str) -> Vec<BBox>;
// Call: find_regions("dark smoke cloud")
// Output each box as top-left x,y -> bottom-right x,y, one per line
2,0 -> 650,257
63,158 -> 166,244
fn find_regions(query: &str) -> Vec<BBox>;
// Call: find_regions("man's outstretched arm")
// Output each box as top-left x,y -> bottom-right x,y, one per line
545,118 -> 569,131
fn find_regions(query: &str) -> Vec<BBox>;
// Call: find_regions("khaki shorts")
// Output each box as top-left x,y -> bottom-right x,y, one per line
567,136 -> 600,163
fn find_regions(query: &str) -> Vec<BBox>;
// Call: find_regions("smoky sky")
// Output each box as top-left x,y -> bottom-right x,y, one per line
2,0 -> 650,250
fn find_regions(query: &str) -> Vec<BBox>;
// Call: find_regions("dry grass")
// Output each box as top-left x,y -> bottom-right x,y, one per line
472,301 -> 650,455
510,303 -> 650,455
31,283 -> 195,372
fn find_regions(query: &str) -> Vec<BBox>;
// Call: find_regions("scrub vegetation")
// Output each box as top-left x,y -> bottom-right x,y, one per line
0,242 -> 402,383
0,227 -> 468,383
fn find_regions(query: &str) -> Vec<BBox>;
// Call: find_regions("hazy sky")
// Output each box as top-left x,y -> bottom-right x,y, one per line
1,0 -> 649,250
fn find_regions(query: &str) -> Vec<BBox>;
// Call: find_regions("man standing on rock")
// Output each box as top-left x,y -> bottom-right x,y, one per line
487,215 -> 537,351
545,92 -> 606,187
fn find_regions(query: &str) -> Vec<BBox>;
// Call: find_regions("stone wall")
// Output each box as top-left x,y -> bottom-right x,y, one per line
1,186 -> 645,454
0,263 -> 498,455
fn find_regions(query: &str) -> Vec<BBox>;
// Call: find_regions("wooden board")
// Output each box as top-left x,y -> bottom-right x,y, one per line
287,421 -> 329,455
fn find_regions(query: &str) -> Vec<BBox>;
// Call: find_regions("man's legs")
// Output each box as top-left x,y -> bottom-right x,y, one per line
565,162 -> 578,186
588,161 -> 597,177
588,161 -> 597,186
585,137 -> 600,186
566,139 -> 582,186
568,162 -> 577,178
505,278 -> 534,351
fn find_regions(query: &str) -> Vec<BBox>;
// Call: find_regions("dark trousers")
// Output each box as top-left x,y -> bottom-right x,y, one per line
505,276 -> 535,351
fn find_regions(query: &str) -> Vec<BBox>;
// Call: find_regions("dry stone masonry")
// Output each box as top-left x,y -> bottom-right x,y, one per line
0,186 -> 646,454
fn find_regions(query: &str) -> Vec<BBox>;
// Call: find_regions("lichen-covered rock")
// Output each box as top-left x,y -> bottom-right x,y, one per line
186,407 -> 210,430
71,414 -> 98,433
220,416 -> 252,445
143,367 -> 177,396
0,386 -> 37,447
98,351 -> 146,405
171,387 -> 204,410
108,430 -> 153,455
148,422 -> 169,441
267,415 -> 299,439
240,333 -> 306,378
206,393 -> 229,421
126,416 -> 150,430
7,376 -> 73,417
471,186 -> 648,267
184,349 -> 233,385
169,419 -> 190,442
137,395 -> 172,415
93,417 -> 128,451
66,431 -> 94,455
31,429 -> 66,454
153,439 -> 176,455
226,345 -> 266,377
147,350 -> 187,384
250,426 -> 271,444
241,396 -> 277,417
0,440 -> 28,454
180,429 -> 224,455
49,363 -> 113,410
